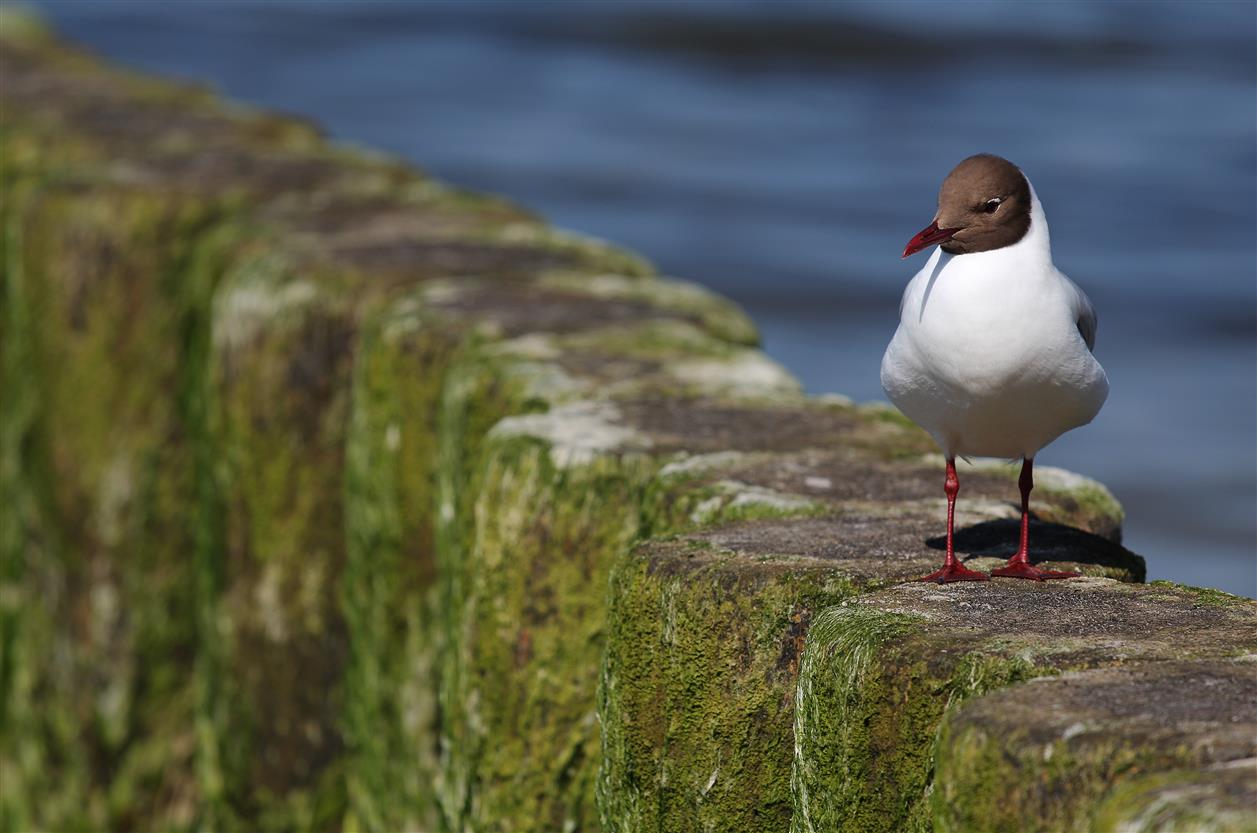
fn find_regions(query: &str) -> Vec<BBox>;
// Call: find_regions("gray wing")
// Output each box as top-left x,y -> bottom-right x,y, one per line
1062,274 -> 1098,352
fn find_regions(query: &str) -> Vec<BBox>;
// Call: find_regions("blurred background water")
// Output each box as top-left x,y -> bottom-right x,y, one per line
31,0 -> 1256,596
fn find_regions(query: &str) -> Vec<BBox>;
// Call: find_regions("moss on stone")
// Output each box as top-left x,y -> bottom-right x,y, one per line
596,393 -> 1142,833
1092,763 -> 1257,833
209,255 -> 360,829
342,299 -> 459,833
933,660 -> 1257,833
790,606 -> 1039,833
432,316 -> 846,831
0,169 -> 254,831
433,336 -> 649,832
791,582 -> 1257,833
599,549 -> 860,833
1148,580 -> 1249,608
0,7 -> 51,44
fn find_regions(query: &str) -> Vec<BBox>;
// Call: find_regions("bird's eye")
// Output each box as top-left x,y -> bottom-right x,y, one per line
983,198 -> 1002,214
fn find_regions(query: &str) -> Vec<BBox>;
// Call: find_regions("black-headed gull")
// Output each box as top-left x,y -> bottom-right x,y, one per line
881,154 -> 1109,583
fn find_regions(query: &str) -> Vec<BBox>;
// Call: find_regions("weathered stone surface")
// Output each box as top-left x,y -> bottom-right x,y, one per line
1,168 -> 244,830
791,580 -> 1257,833
933,658 -> 1257,832
4,15 -> 1247,833
597,440 -> 1141,833
431,294 -> 784,833
1093,759 -> 1257,833
342,300 -> 456,833
600,544 -> 857,833
1,16 -> 649,831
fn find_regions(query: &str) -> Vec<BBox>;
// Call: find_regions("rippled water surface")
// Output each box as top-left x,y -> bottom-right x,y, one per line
32,0 -> 1257,596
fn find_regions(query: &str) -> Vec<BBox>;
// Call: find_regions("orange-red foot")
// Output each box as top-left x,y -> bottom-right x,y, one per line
991,562 -> 1080,580
917,563 -> 990,583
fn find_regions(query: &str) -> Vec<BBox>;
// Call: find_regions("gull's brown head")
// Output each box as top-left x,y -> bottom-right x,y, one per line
902,154 -> 1032,258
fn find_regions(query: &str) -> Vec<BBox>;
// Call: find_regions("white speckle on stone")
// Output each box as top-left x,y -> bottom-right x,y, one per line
496,355 -> 588,401
489,401 -> 648,468
539,272 -> 731,318
384,424 -> 401,451
377,296 -> 425,340
495,332 -> 560,360
89,577 -> 119,647
303,720 -> 323,744
420,280 -> 464,305
722,483 -> 816,514
1035,465 -> 1119,507
1034,466 -> 1095,491
97,453 -> 135,547
1211,756 -> 1257,770
671,351 -> 801,398
472,319 -> 505,340
690,496 -> 726,525
687,480 -> 820,524
496,222 -> 550,244
701,763 -> 719,796
255,563 -> 288,642
555,272 -> 642,297
804,476 -> 833,491
1067,576 -> 1119,591
954,499 -> 1021,523
213,276 -> 317,352
1061,721 -> 1088,742
659,450 -> 747,479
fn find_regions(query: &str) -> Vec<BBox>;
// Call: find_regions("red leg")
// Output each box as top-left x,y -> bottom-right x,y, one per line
991,458 -> 1079,580
918,458 -> 989,583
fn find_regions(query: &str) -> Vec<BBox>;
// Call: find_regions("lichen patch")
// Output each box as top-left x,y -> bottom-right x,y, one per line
488,400 -> 651,468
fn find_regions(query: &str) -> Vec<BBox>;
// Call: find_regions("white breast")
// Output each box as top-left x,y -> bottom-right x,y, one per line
880,188 -> 1108,459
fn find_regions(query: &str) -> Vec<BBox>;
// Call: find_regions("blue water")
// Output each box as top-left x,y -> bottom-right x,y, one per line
30,0 -> 1257,596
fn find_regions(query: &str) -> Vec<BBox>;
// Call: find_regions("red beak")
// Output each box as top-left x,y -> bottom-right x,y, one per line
902,221 -> 961,259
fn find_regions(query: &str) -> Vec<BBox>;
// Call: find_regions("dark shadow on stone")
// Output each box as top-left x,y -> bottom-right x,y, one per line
927,518 -> 1145,577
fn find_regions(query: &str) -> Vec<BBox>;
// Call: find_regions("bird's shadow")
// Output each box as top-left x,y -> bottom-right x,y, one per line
926,517 -> 1139,573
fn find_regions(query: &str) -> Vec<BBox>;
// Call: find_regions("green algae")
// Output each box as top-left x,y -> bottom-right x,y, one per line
209,256 -> 360,829
1148,580 -> 1248,608
434,339 -> 653,832
434,347 -> 532,831
1,165 -> 67,833
1093,765 -> 1257,833
790,606 -> 1045,833
931,657 -> 1257,833
791,606 -> 928,833
933,718 -> 1207,833
599,551 -> 860,833
0,165 -> 254,830
0,7 -> 51,44
342,299 -> 459,833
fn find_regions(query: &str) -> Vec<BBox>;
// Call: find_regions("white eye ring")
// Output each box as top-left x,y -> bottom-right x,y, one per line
983,198 -> 1002,213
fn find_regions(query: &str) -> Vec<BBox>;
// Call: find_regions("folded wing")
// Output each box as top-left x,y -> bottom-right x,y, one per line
1062,274 -> 1098,352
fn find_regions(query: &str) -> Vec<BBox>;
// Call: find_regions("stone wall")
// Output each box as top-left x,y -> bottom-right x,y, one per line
2,17 -> 1253,833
